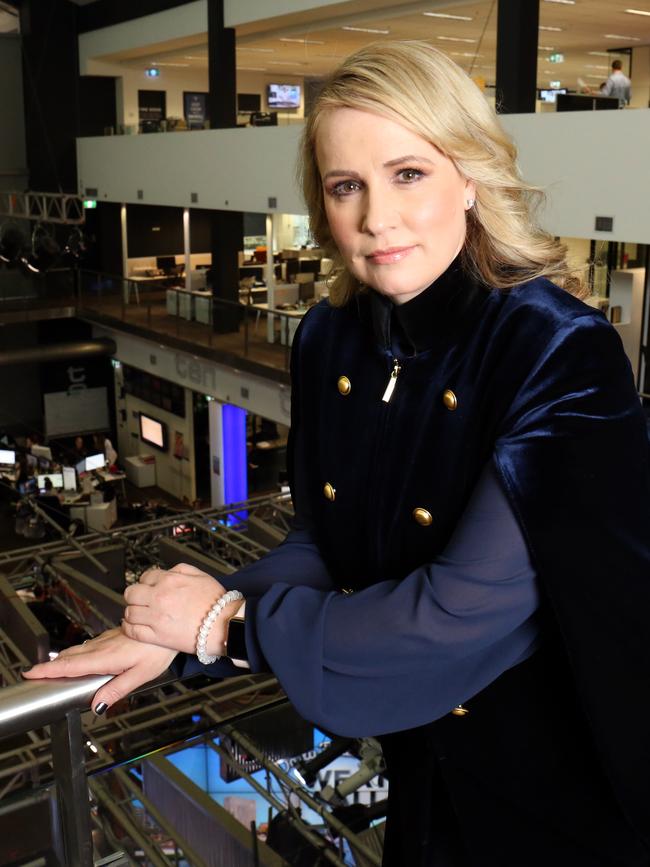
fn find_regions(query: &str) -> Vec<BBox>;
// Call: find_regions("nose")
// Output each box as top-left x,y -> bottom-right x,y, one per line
360,185 -> 398,236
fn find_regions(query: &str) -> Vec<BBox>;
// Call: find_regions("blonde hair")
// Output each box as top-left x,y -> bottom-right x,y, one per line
299,41 -> 585,305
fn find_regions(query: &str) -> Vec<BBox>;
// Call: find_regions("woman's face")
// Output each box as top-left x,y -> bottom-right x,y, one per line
316,108 -> 475,305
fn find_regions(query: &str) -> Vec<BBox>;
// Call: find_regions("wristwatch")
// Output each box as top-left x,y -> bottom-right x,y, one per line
226,601 -> 249,668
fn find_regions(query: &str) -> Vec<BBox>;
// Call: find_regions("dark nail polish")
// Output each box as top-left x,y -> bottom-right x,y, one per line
94,702 -> 108,716
19,666 -> 32,675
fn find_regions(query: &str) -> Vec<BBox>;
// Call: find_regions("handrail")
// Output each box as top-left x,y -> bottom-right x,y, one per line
0,674 -> 112,739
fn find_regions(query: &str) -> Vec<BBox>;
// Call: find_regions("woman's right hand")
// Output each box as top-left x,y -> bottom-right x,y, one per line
22,628 -> 178,714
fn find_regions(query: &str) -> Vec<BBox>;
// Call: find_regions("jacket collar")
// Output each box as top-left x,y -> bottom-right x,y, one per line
358,255 -> 491,355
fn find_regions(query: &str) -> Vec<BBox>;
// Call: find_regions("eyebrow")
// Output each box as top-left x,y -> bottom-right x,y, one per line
323,154 -> 435,181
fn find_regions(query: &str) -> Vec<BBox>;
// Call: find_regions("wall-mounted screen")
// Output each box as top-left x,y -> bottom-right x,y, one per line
539,88 -> 567,103
0,449 -> 15,464
267,84 -> 301,109
85,452 -> 106,471
140,413 -> 168,450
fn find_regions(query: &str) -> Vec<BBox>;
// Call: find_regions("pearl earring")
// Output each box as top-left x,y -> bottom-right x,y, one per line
466,198 -> 475,209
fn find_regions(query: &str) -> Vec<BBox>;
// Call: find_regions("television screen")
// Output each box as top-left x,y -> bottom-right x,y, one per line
0,448 -> 15,464
63,466 -> 77,491
267,84 -> 301,109
140,413 -> 167,450
85,452 -> 106,471
31,444 -> 52,461
38,473 -> 64,491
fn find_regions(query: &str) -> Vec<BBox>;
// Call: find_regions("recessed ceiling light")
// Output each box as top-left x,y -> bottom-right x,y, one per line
237,47 -> 276,53
184,55 -> 207,60
268,60 -> 301,65
604,33 -> 641,39
238,67 -> 267,72
543,0 -> 575,4
423,12 -> 473,19
625,8 -> 650,15
584,64 -> 609,69
586,74 -> 607,79
342,26 -> 390,34
587,51 -> 616,56
538,45 -> 557,50
151,62 -> 189,67
539,25 -> 564,31
280,37 -> 326,44
437,35 -> 477,43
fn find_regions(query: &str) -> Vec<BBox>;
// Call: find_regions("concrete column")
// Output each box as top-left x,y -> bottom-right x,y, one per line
496,0 -> 539,114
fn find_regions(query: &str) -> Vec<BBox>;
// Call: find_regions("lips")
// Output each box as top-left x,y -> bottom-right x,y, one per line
366,246 -> 416,265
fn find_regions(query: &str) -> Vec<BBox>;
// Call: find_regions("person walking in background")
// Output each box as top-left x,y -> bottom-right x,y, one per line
601,59 -> 631,106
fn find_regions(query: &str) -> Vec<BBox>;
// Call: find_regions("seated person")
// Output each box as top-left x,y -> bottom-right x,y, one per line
36,477 -> 70,531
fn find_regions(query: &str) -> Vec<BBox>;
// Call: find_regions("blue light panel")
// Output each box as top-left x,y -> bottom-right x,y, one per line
222,404 -> 248,519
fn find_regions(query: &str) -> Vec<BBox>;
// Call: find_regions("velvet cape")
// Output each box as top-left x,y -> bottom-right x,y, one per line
286,269 -> 650,848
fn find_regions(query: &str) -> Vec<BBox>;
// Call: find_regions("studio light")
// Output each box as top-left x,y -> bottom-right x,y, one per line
0,224 -> 29,268
61,227 -> 87,266
23,224 -> 60,274
319,738 -> 385,804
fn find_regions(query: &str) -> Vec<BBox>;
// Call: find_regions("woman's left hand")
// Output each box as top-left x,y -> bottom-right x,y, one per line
122,563 -> 240,655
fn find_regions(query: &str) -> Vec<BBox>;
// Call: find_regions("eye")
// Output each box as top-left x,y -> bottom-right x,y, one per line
396,168 -> 425,184
328,179 -> 362,198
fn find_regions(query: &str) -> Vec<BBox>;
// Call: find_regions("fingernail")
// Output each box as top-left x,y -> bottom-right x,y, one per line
20,666 -> 32,675
93,702 -> 108,716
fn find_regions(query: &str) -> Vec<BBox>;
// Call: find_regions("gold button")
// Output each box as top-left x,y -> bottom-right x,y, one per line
412,507 -> 433,527
451,705 -> 469,717
323,482 -> 336,501
337,376 -> 352,396
442,389 -> 458,411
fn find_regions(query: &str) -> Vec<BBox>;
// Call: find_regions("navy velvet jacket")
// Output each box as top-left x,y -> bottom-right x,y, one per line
186,263 -> 650,841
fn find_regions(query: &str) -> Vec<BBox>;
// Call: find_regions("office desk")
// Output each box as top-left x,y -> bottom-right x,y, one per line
166,287 -> 213,323
70,498 -> 118,533
253,303 -> 305,347
128,273 -> 177,304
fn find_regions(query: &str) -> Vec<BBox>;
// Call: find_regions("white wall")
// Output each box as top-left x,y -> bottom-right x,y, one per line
77,124 -> 305,214
99,325 -> 292,426
79,109 -> 650,243
0,34 -> 27,190
115,371 -> 196,503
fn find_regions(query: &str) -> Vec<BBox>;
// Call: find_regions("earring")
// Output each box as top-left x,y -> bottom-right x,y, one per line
466,198 -> 475,209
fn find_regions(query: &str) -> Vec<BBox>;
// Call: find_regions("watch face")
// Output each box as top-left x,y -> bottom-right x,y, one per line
227,617 -> 247,662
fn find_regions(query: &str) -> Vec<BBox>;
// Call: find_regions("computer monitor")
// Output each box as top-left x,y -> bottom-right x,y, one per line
31,444 -> 52,461
85,452 -> 106,471
157,255 -> 176,273
0,448 -> 15,465
37,473 -> 63,491
62,466 -> 77,491
285,258 -> 299,283
76,458 -> 87,476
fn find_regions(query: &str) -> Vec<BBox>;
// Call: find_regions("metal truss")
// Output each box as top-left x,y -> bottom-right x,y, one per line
0,191 -> 86,225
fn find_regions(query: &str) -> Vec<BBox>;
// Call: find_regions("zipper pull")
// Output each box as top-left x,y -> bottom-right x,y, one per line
381,359 -> 401,403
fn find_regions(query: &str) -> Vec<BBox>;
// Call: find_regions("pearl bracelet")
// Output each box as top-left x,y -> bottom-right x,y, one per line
196,589 -> 244,664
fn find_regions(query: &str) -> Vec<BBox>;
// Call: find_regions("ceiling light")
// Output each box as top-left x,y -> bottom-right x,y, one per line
587,51 -> 617,56
183,55 -> 207,60
239,67 -> 267,72
538,45 -> 557,50
423,12 -> 472,19
586,74 -> 608,79
237,47 -> 276,53
539,25 -> 563,31
543,0 -> 575,4
280,37 -> 325,44
437,35 -> 477,42
153,62 -> 189,67
584,64 -> 609,69
342,26 -> 390,34
604,33 -> 641,39
268,60 -> 301,65
625,8 -> 650,15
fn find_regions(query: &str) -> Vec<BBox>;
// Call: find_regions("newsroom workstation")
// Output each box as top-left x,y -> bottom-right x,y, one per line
0,433 -> 125,538
128,240 -> 332,345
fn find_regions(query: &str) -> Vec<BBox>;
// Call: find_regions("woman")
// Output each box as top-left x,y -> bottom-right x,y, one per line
25,43 -> 650,865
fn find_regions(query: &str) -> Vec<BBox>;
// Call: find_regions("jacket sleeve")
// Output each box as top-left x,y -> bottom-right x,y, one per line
243,461 -> 539,736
